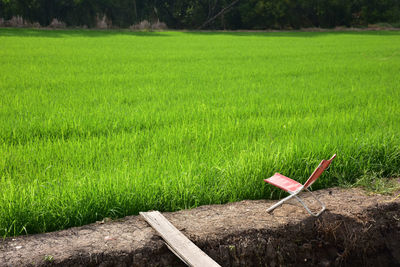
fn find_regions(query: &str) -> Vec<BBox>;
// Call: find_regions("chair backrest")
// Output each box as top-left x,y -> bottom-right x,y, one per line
303,154 -> 336,188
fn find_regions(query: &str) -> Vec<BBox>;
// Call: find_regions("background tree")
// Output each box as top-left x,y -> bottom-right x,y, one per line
0,0 -> 399,29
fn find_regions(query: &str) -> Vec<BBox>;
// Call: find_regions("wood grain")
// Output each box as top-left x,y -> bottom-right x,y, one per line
140,211 -> 221,267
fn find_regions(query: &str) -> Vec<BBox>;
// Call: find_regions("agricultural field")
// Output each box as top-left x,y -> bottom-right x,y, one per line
0,28 -> 399,237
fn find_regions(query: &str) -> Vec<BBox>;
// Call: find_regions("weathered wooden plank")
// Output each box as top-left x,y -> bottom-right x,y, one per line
140,211 -> 221,267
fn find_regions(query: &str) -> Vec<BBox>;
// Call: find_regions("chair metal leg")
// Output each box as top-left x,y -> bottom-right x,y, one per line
267,189 -> 326,217
294,189 -> 325,217
267,192 -> 298,213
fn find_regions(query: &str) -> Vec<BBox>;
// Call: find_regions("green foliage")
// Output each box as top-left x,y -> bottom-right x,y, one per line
0,29 -> 400,237
0,0 -> 399,29
43,255 -> 54,262
351,172 -> 400,195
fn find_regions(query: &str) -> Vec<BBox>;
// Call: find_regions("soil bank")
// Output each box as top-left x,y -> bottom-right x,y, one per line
0,187 -> 399,266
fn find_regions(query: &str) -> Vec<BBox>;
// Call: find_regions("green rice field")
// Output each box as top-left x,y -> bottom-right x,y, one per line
1,28 -> 400,237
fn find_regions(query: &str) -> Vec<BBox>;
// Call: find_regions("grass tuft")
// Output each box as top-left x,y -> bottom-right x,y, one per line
351,172 -> 400,195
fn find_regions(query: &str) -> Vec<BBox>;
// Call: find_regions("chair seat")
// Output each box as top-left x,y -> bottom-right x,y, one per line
264,173 -> 303,193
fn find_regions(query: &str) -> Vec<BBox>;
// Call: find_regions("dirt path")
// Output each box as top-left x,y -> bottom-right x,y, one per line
1,187 -> 399,266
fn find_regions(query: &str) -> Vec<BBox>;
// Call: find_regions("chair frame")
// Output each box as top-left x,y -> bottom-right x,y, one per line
265,154 -> 336,217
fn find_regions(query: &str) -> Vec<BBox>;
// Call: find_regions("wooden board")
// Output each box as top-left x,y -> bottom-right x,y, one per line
140,211 -> 221,267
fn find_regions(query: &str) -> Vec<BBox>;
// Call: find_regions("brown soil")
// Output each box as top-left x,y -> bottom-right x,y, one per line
0,187 -> 399,266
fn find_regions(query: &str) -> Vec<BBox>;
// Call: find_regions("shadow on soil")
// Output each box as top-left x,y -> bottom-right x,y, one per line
58,202 -> 400,266
205,206 -> 400,266
1,188 -> 399,266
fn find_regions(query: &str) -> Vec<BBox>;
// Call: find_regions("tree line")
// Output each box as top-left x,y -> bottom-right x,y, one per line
1,0 -> 399,29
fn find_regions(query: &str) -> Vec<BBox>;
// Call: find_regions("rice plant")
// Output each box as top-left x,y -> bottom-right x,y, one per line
0,29 -> 399,237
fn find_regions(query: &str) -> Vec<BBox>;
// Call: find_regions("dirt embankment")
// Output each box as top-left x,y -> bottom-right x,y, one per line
0,187 -> 399,266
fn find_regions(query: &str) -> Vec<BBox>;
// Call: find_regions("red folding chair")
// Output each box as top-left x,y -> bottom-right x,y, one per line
264,154 -> 336,217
